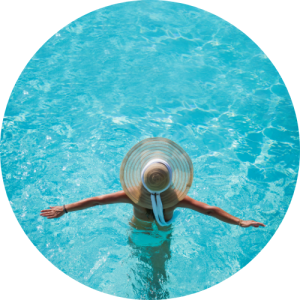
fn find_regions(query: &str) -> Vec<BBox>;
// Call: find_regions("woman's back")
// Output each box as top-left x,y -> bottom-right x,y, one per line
132,203 -> 176,227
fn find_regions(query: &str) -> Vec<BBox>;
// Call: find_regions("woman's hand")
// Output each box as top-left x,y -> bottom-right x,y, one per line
240,220 -> 266,228
40,206 -> 65,219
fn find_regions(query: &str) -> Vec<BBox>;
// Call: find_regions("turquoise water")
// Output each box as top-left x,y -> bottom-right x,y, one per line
1,1 -> 299,299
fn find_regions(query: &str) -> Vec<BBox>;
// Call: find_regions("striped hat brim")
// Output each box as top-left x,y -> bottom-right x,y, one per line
120,137 -> 193,209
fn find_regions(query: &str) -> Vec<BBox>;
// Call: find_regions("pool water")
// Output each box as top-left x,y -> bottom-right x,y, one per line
1,1 -> 299,299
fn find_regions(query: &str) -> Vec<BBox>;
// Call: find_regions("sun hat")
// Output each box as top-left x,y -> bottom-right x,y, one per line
120,137 -> 193,226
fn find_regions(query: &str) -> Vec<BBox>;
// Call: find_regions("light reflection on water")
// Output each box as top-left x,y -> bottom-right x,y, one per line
1,1 -> 299,299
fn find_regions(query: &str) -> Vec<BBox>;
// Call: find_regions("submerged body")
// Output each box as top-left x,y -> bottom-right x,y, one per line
129,196 -> 175,299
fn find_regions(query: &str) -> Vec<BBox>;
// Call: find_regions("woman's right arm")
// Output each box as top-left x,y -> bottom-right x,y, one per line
178,195 -> 265,228
177,195 -> 214,215
40,191 -> 132,219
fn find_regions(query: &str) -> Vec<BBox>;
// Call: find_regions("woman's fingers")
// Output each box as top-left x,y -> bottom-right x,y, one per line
251,221 -> 266,227
253,222 -> 265,227
242,220 -> 266,228
40,211 -> 53,215
41,208 -> 56,213
40,211 -> 59,217
41,208 -> 58,216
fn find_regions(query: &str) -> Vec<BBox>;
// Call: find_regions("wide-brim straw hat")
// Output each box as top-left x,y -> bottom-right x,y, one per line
120,137 -> 193,209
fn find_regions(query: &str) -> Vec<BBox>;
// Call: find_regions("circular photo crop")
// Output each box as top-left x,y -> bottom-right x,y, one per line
1,1 -> 299,299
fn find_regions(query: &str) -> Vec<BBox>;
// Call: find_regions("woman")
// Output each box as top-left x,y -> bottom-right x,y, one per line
40,137 -> 265,298
40,137 -> 265,229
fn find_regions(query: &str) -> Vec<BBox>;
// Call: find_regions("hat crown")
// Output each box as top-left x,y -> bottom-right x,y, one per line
120,137 -> 193,209
143,162 -> 170,192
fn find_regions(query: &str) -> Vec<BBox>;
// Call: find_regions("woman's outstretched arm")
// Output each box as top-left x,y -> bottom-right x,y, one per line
40,191 -> 132,219
178,195 -> 265,228
210,207 -> 266,227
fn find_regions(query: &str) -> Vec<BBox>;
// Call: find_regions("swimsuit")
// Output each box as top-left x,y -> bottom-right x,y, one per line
128,217 -> 173,247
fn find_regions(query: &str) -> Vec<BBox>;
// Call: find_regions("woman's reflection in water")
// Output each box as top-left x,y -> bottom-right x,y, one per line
128,215 -> 173,299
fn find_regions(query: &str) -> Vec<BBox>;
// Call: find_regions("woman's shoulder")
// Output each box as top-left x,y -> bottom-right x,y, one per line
176,195 -> 213,214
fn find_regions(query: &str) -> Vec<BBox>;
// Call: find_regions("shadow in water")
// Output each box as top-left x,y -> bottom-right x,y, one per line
128,219 -> 173,299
